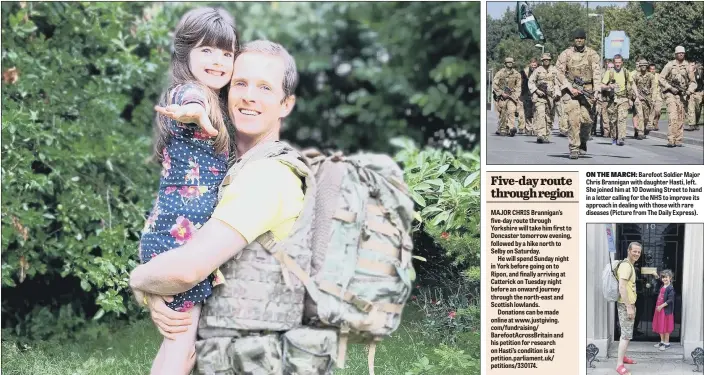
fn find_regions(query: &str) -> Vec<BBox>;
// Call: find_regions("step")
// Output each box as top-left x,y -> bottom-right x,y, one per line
607,341 -> 684,360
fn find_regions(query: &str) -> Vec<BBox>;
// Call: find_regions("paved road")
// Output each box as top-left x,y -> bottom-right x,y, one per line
486,110 -> 704,165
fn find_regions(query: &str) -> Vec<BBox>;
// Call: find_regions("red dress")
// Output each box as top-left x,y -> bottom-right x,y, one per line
652,286 -> 674,334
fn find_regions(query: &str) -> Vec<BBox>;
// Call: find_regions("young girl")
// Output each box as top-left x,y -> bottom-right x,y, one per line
139,7 -> 238,375
652,269 -> 676,351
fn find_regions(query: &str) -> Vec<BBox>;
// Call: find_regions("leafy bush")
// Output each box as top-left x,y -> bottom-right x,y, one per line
392,137 -> 481,271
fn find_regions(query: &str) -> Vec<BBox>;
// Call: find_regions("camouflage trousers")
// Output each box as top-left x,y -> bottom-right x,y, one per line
557,100 -> 569,135
607,97 -> 630,141
195,327 -> 338,375
496,98 -> 517,135
634,99 -> 653,132
688,91 -> 703,129
533,98 -> 555,141
598,100 -> 610,137
664,92 -> 687,145
652,96 -> 663,130
517,97 -> 534,133
563,95 -> 595,154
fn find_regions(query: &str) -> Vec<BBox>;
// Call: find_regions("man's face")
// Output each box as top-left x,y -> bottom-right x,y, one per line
649,66 -> 656,74
228,52 -> 295,138
676,52 -> 685,62
628,245 -> 642,262
530,61 -> 538,69
505,62 -> 514,69
614,58 -> 623,70
574,37 -> 585,48
640,64 -> 647,73
542,59 -> 550,68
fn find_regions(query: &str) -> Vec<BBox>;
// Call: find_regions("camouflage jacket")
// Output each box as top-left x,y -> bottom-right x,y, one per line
555,46 -> 602,93
632,72 -> 658,102
659,60 -> 696,94
528,65 -> 561,103
492,68 -> 522,101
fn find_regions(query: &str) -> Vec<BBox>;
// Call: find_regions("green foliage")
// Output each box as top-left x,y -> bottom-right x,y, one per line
1,2 -> 174,338
392,137 -> 480,270
224,1 -> 481,152
487,2 -> 704,72
404,345 -> 478,375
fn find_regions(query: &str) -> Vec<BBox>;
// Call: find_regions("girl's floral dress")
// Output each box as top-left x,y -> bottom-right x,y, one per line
139,83 -> 228,312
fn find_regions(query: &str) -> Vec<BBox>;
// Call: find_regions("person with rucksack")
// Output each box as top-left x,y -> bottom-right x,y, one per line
130,38 -> 415,375
601,54 -> 635,146
615,242 -> 641,375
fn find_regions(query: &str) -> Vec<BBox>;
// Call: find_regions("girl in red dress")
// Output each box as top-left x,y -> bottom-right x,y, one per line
652,269 -> 676,351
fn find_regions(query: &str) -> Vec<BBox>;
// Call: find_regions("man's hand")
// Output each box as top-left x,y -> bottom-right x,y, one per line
155,104 -> 218,137
627,305 -> 635,320
671,87 -> 679,95
537,90 -> 545,97
146,294 -> 193,340
501,93 -> 509,99
570,88 -> 581,97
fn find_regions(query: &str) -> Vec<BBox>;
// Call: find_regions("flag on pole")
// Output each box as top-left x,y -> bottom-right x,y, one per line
640,2 -> 655,19
516,1 -> 546,42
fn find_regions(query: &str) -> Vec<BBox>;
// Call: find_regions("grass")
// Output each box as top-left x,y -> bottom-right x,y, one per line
1,306 -> 479,375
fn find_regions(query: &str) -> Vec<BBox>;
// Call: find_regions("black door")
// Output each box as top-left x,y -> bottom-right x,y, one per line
614,223 -> 684,342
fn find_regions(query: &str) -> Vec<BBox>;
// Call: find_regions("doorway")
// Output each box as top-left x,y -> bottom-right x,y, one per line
614,223 -> 684,342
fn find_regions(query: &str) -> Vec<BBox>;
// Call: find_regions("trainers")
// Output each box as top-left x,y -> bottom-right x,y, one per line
660,343 -> 671,351
636,135 -> 644,140
569,152 -> 579,159
654,342 -> 664,348
618,139 -> 625,146
612,139 -> 617,145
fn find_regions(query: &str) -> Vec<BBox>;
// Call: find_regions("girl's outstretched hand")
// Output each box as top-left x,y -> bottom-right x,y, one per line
155,103 -> 219,137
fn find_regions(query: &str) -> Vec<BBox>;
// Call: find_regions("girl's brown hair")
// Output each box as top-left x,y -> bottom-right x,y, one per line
154,7 -> 239,161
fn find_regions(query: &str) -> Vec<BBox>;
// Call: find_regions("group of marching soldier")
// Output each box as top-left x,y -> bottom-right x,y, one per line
493,28 -> 704,160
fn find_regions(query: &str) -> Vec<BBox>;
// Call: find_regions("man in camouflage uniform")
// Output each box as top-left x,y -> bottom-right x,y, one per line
632,59 -> 658,139
492,57 -> 522,136
649,64 -> 663,130
687,62 -> 703,130
556,28 -> 602,159
601,54 -> 635,145
659,46 -> 697,147
596,59 -> 613,138
528,53 -> 561,143
519,58 -> 539,135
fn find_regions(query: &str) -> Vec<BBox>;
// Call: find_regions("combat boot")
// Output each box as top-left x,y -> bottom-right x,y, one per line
569,152 -> 579,159
537,136 -> 544,144
579,143 -> 587,155
509,128 -> 517,137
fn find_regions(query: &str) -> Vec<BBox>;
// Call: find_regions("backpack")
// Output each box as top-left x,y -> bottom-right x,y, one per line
260,148 -> 416,375
602,259 -> 633,302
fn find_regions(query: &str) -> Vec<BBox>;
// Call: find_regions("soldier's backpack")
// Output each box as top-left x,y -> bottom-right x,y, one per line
602,259 -> 632,302
259,149 -> 416,375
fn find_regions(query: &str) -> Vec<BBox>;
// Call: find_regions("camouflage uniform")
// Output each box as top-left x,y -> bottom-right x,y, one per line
687,63 -> 703,130
651,70 -> 663,130
557,100 -> 569,136
519,65 -> 537,134
632,60 -> 659,137
659,46 -> 697,146
602,68 -> 634,143
528,53 -> 561,143
556,30 -> 601,159
492,58 -> 522,136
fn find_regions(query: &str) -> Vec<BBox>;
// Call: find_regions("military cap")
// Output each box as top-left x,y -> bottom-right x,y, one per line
637,59 -> 648,66
541,53 -> 552,60
573,28 -> 586,39
675,46 -> 685,54
505,57 -> 514,63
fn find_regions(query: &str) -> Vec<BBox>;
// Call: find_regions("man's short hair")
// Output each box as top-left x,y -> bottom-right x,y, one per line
613,54 -> 623,61
236,40 -> 299,99
529,58 -> 538,63
627,241 -> 642,251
